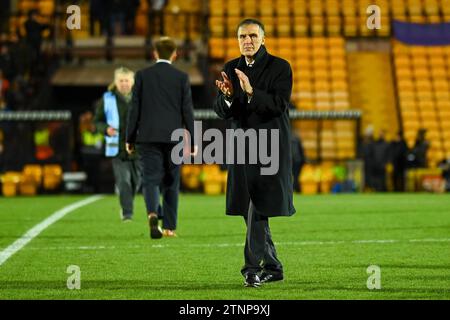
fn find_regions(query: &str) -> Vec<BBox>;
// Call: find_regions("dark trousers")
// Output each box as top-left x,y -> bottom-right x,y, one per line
241,200 -> 283,277
393,166 -> 405,192
138,143 -> 180,230
372,167 -> 387,192
81,153 -> 102,193
111,158 -> 142,218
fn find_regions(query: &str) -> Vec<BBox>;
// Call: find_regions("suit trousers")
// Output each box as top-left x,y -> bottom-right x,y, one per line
137,143 -> 180,230
241,200 -> 283,277
111,157 -> 141,218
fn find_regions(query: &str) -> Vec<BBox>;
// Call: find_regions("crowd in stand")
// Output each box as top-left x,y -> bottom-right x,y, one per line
88,0 -> 167,36
360,126 -> 431,192
0,8 -> 51,112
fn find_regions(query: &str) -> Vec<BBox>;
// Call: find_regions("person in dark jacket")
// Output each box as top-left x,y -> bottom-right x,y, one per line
291,128 -> 306,192
359,125 -> 375,191
94,67 -> 141,221
147,0 -> 167,36
390,131 -> 408,192
372,130 -> 390,192
214,19 -> 295,287
411,128 -> 429,168
24,10 -> 49,70
126,37 -> 196,239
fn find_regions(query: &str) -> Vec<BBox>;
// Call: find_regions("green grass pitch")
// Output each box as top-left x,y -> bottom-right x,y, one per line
0,193 -> 449,299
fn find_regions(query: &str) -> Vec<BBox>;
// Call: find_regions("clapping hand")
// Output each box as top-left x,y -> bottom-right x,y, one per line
234,69 -> 253,96
215,71 -> 233,98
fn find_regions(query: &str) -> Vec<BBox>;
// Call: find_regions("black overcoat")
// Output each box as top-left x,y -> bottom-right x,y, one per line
213,46 -> 296,218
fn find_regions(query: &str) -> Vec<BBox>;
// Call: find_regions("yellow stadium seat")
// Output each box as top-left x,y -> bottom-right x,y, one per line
343,17 -> 357,37
309,0 -> 324,16
226,0 -> 242,16
277,16 -> 291,37
397,79 -> 414,91
433,79 -> 449,90
22,164 -> 43,186
416,79 -> 432,89
293,17 -> 309,36
209,39 -> 225,59
413,67 -> 430,79
411,56 -> 428,68
314,80 -> 330,91
331,69 -> 347,80
312,47 -> 327,59
209,0 -> 225,16
400,100 -> 418,111
332,80 -> 348,91
418,100 -> 435,110
260,0 -> 275,16
435,91 -> 450,100
242,0 -> 257,16
311,16 -> 325,36
209,17 -> 225,37
327,16 -> 341,36
437,100 -> 450,110
430,68 -> 447,79
275,0 -> 291,16
1,172 -> 22,197
395,56 -> 410,68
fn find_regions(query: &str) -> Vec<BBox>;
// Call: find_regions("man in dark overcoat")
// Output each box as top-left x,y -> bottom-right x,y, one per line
213,18 -> 296,287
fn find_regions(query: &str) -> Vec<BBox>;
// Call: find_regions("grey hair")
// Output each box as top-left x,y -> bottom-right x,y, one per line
237,18 -> 265,37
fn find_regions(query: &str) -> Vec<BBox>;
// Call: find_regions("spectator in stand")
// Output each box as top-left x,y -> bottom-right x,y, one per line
8,32 -> 32,78
0,0 -> 11,34
0,69 -> 10,100
0,40 -> 14,80
125,0 -> 141,35
24,9 -> 50,72
89,0 -> 103,36
147,0 -> 167,36
109,0 -> 128,36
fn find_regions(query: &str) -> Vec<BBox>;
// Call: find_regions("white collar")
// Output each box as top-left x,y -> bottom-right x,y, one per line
156,59 -> 172,64
245,58 -> 255,67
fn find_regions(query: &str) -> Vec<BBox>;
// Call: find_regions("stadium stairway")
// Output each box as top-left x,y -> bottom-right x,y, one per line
347,50 -> 399,139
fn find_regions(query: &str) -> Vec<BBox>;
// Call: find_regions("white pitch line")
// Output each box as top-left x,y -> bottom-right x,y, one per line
0,195 -> 104,266
20,238 -> 450,251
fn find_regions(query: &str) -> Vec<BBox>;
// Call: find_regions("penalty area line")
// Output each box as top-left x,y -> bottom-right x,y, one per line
0,195 -> 104,267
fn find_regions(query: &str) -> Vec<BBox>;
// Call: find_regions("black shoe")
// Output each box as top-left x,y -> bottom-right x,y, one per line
259,271 -> 284,283
122,216 -> 132,222
148,215 -> 163,239
244,274 -> 261,288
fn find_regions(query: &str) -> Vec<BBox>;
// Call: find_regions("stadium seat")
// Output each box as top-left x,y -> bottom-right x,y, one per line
227,0 -> 242,16
43,165 -> 63,191
1,172 -> 22,197
22,165 -> 43,187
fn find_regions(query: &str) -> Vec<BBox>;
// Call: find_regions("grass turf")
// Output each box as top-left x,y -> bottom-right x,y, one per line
0,193 -> 449,299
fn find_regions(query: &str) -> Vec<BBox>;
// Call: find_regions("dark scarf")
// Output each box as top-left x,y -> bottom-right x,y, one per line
235,45 -> 271,102
236,45 -> 270,80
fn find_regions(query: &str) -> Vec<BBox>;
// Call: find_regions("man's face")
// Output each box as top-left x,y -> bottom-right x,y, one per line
115,74 -> 134,95
238,24 -> 264,58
